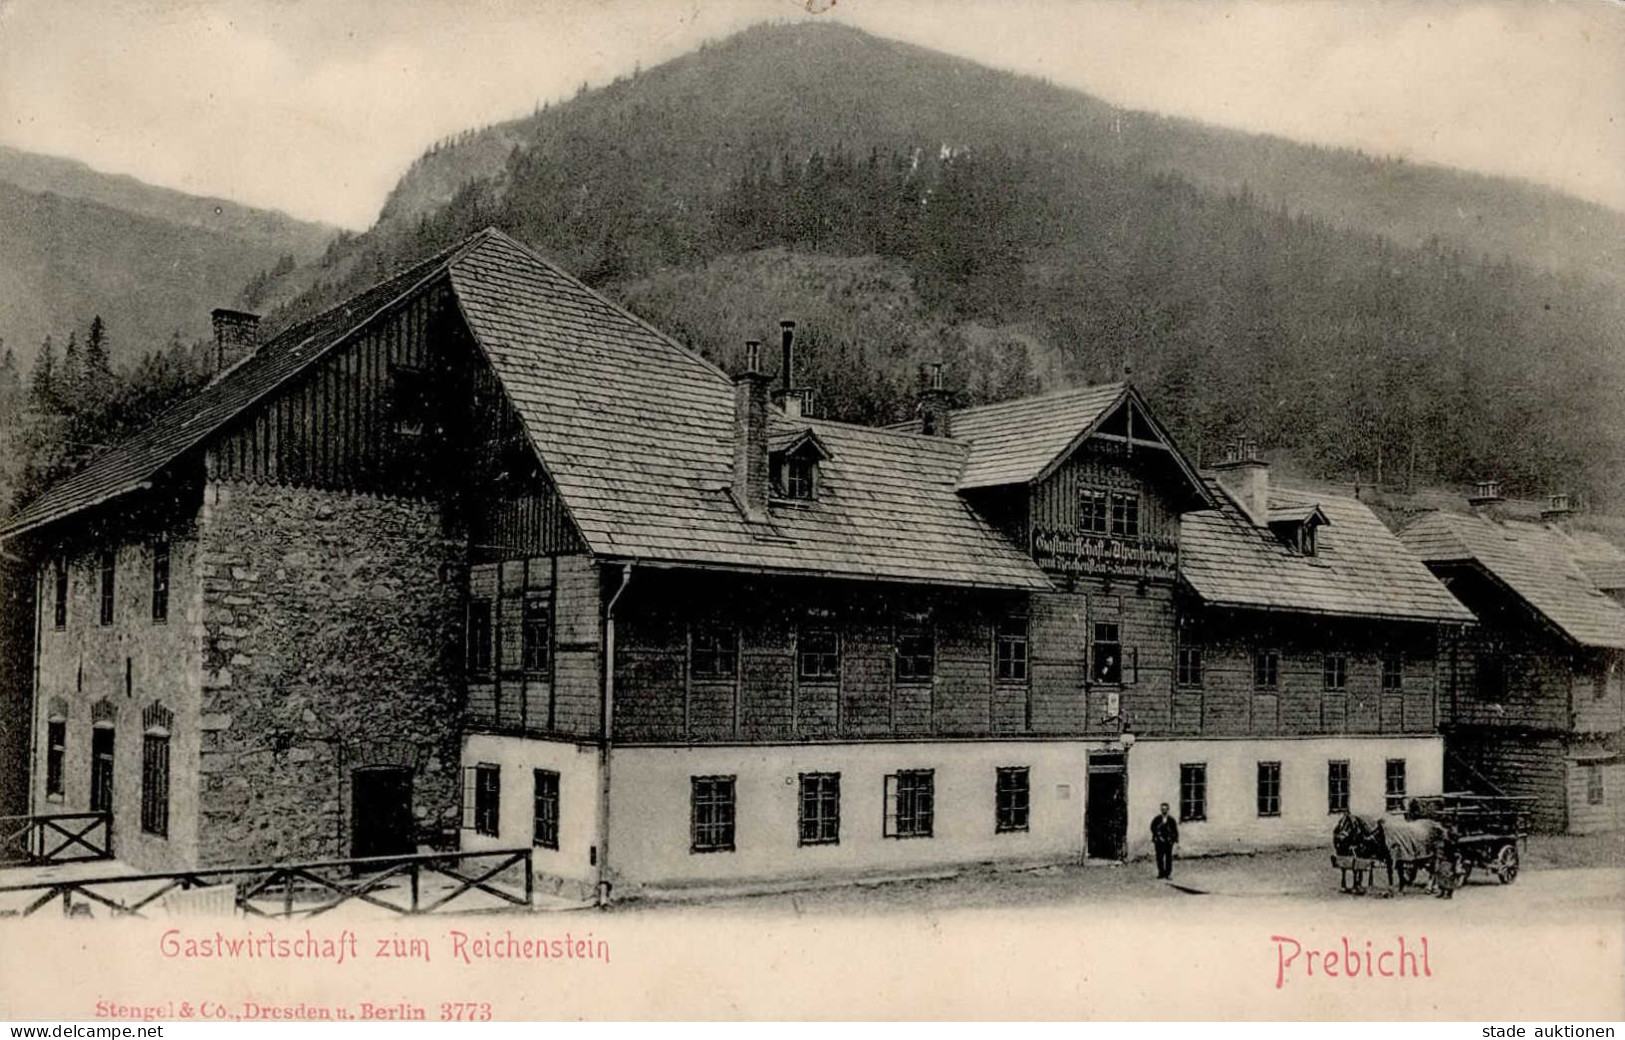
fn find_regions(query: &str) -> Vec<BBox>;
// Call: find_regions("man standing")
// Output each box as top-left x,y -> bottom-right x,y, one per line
1151,802 -> 1180,879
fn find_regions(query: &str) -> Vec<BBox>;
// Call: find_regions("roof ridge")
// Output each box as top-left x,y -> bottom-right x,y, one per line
800,413 -> 970,451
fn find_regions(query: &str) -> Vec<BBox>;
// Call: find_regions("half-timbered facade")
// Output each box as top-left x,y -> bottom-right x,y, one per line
1402,490 -> 1625,833
2,227 -> 1473,896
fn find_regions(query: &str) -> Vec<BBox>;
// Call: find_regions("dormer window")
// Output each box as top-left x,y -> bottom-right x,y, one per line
1267,504 -> 1330,557
780,455 -> 816,500
768,428 -> 832,504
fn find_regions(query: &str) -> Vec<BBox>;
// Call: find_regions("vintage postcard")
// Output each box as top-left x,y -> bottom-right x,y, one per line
0,0 -> 1620,1023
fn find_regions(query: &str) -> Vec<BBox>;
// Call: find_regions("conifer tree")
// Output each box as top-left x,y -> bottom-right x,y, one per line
60,330 -> 83,414
28,335 -> 56,413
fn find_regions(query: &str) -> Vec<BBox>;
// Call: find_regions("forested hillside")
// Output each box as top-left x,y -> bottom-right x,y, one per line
236,23 -> 1623,510
0,147 -> 334,372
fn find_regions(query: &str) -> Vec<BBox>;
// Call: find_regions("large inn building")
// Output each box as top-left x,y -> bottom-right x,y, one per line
0,228 -> 1479,897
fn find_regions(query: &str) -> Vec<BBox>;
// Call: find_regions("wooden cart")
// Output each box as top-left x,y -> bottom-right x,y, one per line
1407,793 -> 1536,885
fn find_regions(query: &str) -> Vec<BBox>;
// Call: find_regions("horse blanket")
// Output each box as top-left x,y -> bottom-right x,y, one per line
1383,818 -> 1446,862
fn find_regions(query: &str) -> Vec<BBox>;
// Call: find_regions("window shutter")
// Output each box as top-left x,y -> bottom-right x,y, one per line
1130,647 -> 1139,684
883,774 -> 898,837
461,766 -> 476,829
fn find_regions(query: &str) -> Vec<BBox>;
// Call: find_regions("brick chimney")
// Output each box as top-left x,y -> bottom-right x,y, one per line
1541,492 -> 1575,527
1468,479 -> 1505,519
1211,439 -> 1269,524
733,340 -> 773,523
919,363 -> 953,437
211,308 -> 260,373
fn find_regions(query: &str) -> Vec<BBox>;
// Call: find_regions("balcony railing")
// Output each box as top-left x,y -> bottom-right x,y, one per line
0,812 -> 113,866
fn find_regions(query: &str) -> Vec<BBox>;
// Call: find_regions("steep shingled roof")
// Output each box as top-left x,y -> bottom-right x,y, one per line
447,233 -> 1048,589
0,239 -> 475,540
942,383 -> 1128,488
1401,511 -> 1625,648
4,229 -> 1048,591
1180,482 -> 1475,624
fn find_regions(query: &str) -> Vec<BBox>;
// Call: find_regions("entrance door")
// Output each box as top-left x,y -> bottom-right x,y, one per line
1086,753 -> 1128,860
89,727 -> 114,814
351,767 -> 416,860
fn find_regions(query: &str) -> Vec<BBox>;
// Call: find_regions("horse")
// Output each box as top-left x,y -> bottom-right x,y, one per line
1333,812 -> 1458,896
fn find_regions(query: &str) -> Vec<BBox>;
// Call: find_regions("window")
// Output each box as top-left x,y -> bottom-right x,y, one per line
798,773 -> 840,846
896,628 -> 934,683
151,540 -> 169,623
1179,763 -> 1207,822
995,617 -> 1028,682
463,763 -> 500,837
690,775 -> 736,853
782,456 -> 816,500
466,600 -> 493,674
390,365 -> 432,440
1295,524 -> 1318,556
1257,761 -> 1282,817
799,628 -> 840,682
521,598 -> 550,673
1254,650 -> 1279,690
1385,759 -> 1407,813
1092,623 -> 1122,684
1177,647 -> 1203,687
52,559 -> 67,630
1323,654 -> 1348,691
1078,488 -> 1109,534
1110,492 -> 1140,539
1382,652 -> 1404,691
141,732 -> 170,837
884,770 -> 934,838
996,767 -> 1030,833
99,549 -> 115,626
1328,760 -> 1351,814
1478,653 -> 1507,701
90,727 -> 115,814
691,625 -> 738,680
533,769 -> 560,849
1586,764 -> 1606,806
45,720 -> 65,797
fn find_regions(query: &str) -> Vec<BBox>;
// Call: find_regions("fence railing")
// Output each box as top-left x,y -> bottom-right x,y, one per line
0,812 -> 113,866
0,846 -> 534,919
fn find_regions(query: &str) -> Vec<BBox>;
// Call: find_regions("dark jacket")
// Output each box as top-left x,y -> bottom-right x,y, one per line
1150,813 -> 1179,845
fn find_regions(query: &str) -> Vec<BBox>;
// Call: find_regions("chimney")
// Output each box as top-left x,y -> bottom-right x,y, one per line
211,308 -> 260,373
919,363 -> 953,437
1541,492 -> 1575,527
779,320 -> 796,398
783,390 -> 808,419
1467,479 -> 1504,518
1211,439 -> 1270,524
733,340 -> 773,523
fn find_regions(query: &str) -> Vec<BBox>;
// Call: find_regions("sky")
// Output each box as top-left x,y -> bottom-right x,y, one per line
0,0 -> 1620,230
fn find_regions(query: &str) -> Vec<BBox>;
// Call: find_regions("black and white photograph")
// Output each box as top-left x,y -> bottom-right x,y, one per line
0,0 -> 1620,1024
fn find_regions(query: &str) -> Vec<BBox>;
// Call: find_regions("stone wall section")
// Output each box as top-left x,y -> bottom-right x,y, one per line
194,481 -> 466,866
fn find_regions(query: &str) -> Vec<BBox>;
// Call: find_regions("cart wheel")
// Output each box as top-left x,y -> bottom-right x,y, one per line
1495,844 -> 1519,884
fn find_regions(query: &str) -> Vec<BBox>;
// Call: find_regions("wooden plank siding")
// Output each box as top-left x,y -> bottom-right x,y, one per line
1029,439 -> 1183,544
612,572 -> 1029,745
209,284 -> 453,494
1175,608 -> 1442,739
465,553 -> 600,741
465,362 -> 582,562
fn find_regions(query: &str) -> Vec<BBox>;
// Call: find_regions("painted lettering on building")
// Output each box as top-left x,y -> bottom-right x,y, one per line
1031,528 -> 1178,580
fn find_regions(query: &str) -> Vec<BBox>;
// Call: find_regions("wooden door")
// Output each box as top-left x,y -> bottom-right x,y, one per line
351,767 -> 415,860
89,727 -> 114,814
1086,754 -> 1127,860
